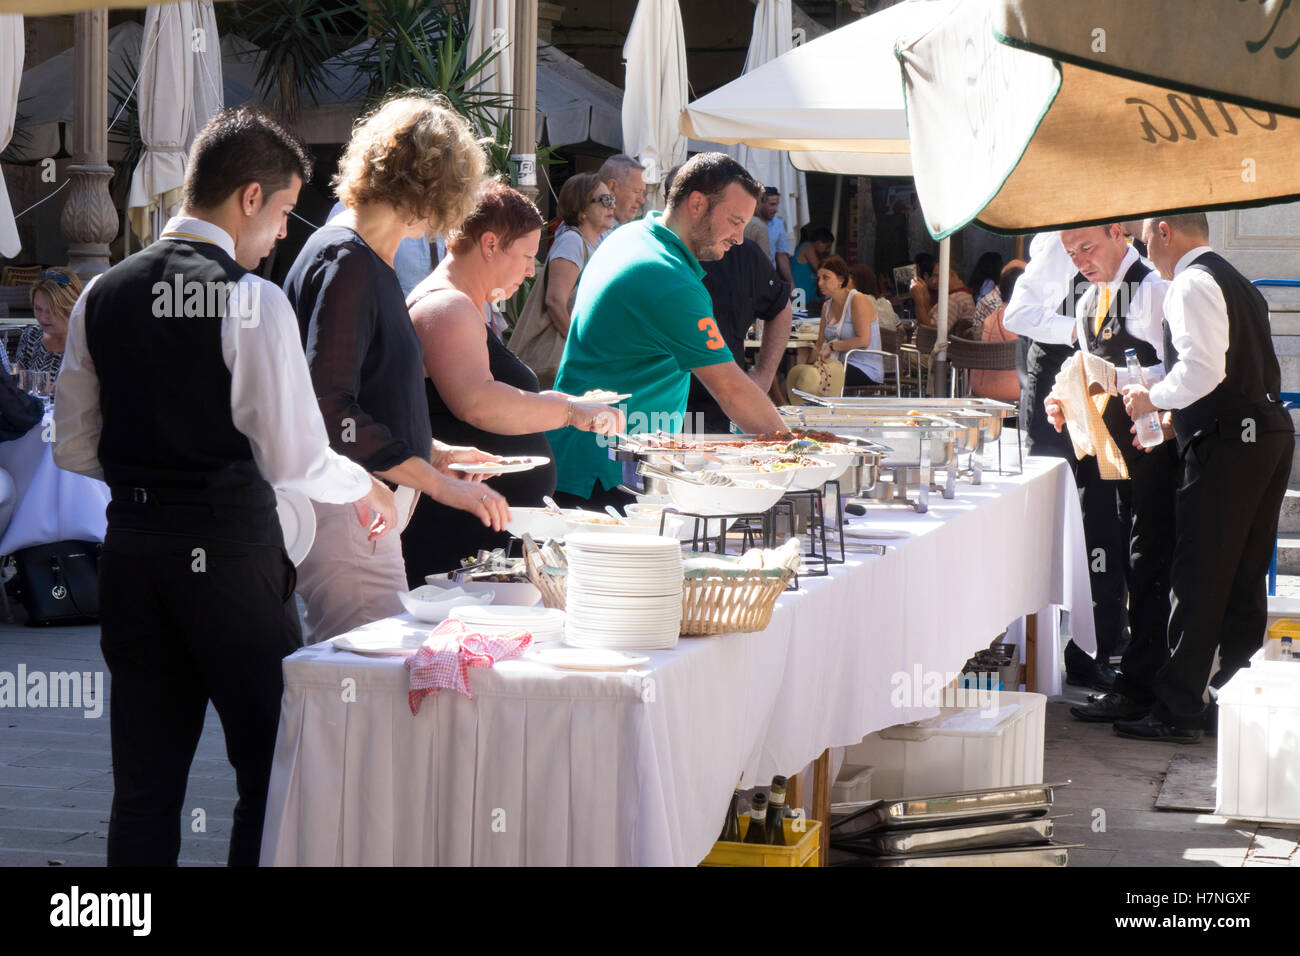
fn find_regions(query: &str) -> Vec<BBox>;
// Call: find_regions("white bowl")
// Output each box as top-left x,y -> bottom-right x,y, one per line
398,584 -> 494,623
667,479 -> 788,517
505,507 -> 570,541
424,576 -> 542,607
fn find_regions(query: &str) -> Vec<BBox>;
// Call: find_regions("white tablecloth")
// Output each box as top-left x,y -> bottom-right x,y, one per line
261,455 -> 1092,866
0,413 -> 110,554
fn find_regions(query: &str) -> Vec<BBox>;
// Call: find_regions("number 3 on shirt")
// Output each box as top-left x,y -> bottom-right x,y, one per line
698,317 -> 727,350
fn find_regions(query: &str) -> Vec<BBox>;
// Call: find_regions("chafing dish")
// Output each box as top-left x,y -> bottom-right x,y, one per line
828,782 -> 1068,836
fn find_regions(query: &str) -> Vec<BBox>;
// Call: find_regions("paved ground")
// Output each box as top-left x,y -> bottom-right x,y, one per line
1,604 -> 1296,867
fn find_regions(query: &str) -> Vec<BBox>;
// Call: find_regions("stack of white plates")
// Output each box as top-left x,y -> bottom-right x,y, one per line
564,532 -> 683,650
448,604 -> 566,645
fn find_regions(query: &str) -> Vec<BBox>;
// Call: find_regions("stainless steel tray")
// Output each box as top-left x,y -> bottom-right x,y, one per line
839,816 -> 1056,856
832,842 -> 1077,867
829,782 -> 1068,835
778,407 -> 961,471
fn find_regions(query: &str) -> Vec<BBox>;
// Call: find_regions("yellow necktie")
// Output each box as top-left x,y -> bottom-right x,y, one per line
1093,285 -> 1111,337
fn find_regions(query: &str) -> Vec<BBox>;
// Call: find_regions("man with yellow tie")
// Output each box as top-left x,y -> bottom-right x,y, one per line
1044,223 -> 1176,714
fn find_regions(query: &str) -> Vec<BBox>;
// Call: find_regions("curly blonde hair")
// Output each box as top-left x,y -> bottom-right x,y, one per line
331,93 -> 488,235
31,268 -> 84,321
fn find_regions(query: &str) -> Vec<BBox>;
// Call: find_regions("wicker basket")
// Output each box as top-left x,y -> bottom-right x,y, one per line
680,568 -> 795,636
520,534 -> 568,611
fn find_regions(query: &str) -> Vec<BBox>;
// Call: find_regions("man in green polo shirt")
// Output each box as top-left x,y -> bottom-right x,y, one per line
548,153 -> 788,507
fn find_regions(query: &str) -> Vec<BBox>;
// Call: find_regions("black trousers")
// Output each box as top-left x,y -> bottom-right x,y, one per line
1068,453 -> 1130,661
1153,425 -> 1294,726
99,526 -> 300,866
1022,341 -> 1075,459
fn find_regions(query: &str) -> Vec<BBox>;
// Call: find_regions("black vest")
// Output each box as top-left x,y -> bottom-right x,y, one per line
1160,251 -> 1290,449
1078,257 -> 1158,368
83,238 -> 280,543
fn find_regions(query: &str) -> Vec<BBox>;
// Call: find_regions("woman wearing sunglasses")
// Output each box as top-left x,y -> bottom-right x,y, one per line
543,173 -> 615,343
11,269 -> 83,377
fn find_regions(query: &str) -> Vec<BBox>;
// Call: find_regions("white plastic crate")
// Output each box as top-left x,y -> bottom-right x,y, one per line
1216,665 -> 1300,824
830,764 -> 874,805
843,691 -> 1046,799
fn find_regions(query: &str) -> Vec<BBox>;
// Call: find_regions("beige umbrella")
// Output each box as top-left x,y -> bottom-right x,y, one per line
622,0 -> 689,211
0,0 -> 232,11
0,13 -> 22,259
127,2 -> 222,244
897,0 -> 1300,238
466,0 -> 513,129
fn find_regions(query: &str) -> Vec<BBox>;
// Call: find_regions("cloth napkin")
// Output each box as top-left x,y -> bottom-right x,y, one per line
404,619 -> 532,713
1053,351 -> 1127,480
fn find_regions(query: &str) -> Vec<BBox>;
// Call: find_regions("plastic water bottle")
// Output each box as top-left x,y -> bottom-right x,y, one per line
1125,349 -> 1165,448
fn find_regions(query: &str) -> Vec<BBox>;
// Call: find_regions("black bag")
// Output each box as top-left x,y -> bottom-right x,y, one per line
12,540 -> 102,626
0,369 -> 43,442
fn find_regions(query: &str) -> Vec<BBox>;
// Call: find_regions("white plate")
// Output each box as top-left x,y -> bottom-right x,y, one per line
575,390 -> 632,405
448,455 -> 550,475
450,605 -> 566,628
331,632 -> 427,657
528,648 -> 651,670
398,585 -> 495,624
275,489 -> 317,566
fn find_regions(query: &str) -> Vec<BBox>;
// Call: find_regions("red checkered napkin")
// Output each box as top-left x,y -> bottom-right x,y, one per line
404,619 -> 532,713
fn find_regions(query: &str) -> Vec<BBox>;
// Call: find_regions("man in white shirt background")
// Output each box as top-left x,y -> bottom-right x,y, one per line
54,108 -> 397,865
757,185 -> 794,287
1116,213 -> 1293,743
1042,223 -> 1178,718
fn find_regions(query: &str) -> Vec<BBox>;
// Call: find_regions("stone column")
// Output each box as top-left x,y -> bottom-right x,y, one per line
537,2 -> 564,44
60,9 -> 118,277
511,0 -> 539,200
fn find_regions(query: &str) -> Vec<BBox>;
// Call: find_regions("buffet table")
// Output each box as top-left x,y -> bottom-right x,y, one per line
261,454 -> 1093,867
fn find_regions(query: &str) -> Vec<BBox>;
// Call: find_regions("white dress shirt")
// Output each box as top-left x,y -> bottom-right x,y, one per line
1003,231 -> 1079,345
54,216 -> 372,504
1148,246 -> 1232,411
1073,243 -> 1171,387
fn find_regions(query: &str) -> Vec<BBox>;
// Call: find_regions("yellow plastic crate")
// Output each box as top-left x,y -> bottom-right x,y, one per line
1267,619 -> 1300,643
699,817 -> 822,867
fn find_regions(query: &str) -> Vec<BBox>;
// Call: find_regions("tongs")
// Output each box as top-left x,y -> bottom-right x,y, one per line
636,460 -> 739,487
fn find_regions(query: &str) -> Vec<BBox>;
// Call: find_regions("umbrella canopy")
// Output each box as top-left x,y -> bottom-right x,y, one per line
727,0 -> 808,246
0,13 -> 22,258
536,46 -> 623,150
0,0 -> 232,10
127,2 -> 222,243
622,0 -> 689,209
681,0 -> 958,176
898,0 -> 1300,238
466,0 -> 513,129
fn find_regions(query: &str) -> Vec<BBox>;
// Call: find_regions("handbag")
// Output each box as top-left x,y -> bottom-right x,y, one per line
0,370 -> 43,442
12,539 -> 102,626
508,238 -> 590,389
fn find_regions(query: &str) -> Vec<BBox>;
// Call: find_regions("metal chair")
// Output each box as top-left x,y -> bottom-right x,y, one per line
905,323 -> 938,395
946,335 -> 1023,474
842,347 -> 902,397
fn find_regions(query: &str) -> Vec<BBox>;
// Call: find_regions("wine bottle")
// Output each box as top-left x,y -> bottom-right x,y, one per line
766,776 -> 789,846
743,792 -> 769,844
719,776 -> 743,842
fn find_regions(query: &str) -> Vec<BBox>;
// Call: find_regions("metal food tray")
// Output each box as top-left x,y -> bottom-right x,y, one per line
835,816 -> 1057,856
777,407 -> 962,471
829,782 -> 1068,835
831,842 -> 1077,867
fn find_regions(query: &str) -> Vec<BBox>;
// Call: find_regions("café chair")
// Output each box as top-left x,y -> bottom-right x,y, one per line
946,335 -> 1022,474
842,345 -> 902,397
0,265 -> 43,287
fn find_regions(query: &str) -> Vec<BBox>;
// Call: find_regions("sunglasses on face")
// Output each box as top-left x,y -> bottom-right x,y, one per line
43,270 -> 72,287
590,194 -> 616,208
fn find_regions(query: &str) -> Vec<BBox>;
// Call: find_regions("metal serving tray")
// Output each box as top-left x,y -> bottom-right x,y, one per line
836,816 -> 1056,856
829,782 -> 1068,836
830,842 -> 1077,867
777,407 -> 961,471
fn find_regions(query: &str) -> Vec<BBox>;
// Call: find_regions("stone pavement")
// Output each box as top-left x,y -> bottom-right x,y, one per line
1,605 -> 1297,867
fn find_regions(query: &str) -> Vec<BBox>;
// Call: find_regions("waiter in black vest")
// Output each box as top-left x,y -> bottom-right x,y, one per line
1042,224 -> 1179,721
54,108 -> 397,865
1115,214 -> 1293,743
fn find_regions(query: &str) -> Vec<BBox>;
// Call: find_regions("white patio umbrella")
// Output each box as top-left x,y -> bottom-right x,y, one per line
127,2 -> 222,244
0,13 -> 22,259
681,0 -> 961,374
728,0 -> 808,249
898,0 -> 1300,238
466,0 -> 513,129
622,0 -> 689,211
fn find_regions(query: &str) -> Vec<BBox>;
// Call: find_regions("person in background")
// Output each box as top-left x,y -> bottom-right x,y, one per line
595,153 -> 647,227
544,173 -> 615,344
792,227 -> 833,314
850,264 -> 899,333
968,261 -> 1024,403
1116,214 -> 1293,743
967,251 -> 1004,301
14,269 -> 83,375
937,266 -> 978,336
757,185 -> 794,287
744,216 -> 771,259
547,152 -> 786,510
285,93 -> 509,644
910,252 -> 938,327
53,106 -> 397,866
403,183 -> 622,580
787,255 -> 882,398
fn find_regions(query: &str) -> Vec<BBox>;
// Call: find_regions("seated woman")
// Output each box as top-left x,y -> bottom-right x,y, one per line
791,227 -> 833,314
14,269 -> 84,376
402,182 -> 623,582
849,264 -> 899,332
969,262 -> 1025,404
785,256 -> 882,400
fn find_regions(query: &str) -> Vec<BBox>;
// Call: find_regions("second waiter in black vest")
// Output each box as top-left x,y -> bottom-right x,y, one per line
1043,224 -> 1178,702
1116,214 -> 1293,743
54,108 -> 398,866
